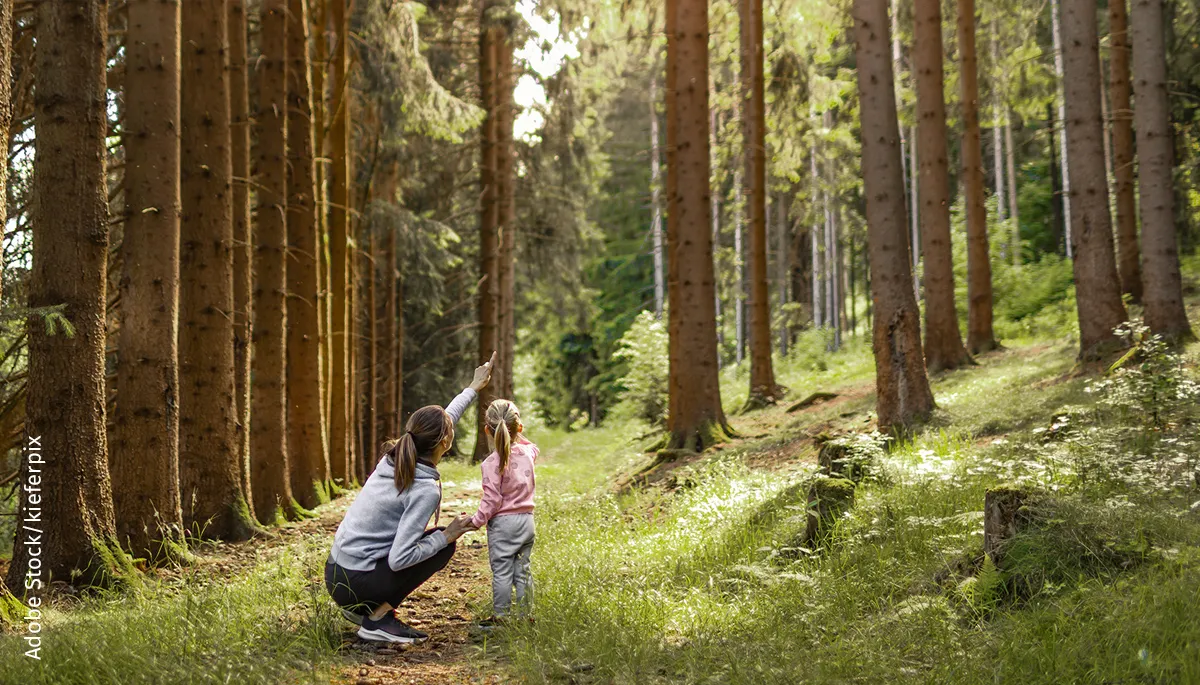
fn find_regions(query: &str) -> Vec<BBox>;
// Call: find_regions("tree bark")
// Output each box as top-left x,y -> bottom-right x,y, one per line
327,0 -> 352,485
251,0 -> 297,523
665,0 -> 729,450
1061,0 -> 1129,358
0,0 -> 11,306
474,6 -> 501,461
853,0 -> 936,430
777,194 -> 789,355
114,0 -> 184,559
8,0 -> 118,587
1130,0 -> 1194,340
382,164 -> 400,437
229,0 -> 254,511
1051,0 -> 1073,258
179,0 -> 256,539
910,123 -> 919,297
285,0 -> 330,509
913,0 -> 970,370
1006,108 -> 1020,265
651,75 -> 665,319
992,27 -> 1005,223
1109,0 -> 1141,302
740,0 -> 777,407
497,22 -> 516,401
958,0 -> 997,354
1048,103 -> 1065,247
810,143 -> 823,328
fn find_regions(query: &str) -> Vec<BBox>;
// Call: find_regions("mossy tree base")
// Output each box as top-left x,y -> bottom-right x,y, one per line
741,384 -> 789,413
983,486 -> 1031,564
803,477 -> 856,546
667,419 -> 733,453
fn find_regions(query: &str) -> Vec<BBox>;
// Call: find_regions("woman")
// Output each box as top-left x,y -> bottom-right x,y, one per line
325,353 -> 495,644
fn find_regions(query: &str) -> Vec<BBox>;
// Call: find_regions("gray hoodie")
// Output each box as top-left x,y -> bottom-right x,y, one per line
328,388 -> 476,572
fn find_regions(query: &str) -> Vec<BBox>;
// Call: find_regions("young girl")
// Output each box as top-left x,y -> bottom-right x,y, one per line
467,399 -> 538,620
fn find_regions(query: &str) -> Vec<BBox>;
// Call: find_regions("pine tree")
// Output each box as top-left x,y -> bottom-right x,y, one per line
113,0 -> 184,559
852,0 -> 936,429
1109,0 -> 1141,301
665,0 -> 730,450
179,0 -> 256,540
474,4 -> 501,461
251,0 -> 298,522
7,0 -> 118,587
913,0 -> 970,370
741,0 -> 779,408
229,0 -> 255,510
959,0 -> 996,353
285,0 -> 330,508
1061,0 -> 1129,358
1130,0 -> 1194,340
497,23 -> 517,402
0,0 -> 11,306
328,0 -> 352,485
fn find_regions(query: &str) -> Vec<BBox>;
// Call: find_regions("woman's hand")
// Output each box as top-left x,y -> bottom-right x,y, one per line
470,351 -> 497,393
444,514 -> 475,543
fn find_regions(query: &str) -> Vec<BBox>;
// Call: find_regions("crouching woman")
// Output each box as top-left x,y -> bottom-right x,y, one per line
325,355 -> 494,643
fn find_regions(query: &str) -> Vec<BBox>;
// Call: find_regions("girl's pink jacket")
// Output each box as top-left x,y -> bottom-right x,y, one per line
470,437 -> 538,529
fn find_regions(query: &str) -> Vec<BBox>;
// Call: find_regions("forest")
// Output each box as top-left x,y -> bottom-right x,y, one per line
0,0 -> 1198,682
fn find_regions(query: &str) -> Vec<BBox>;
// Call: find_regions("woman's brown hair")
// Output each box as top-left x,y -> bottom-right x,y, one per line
381,405 -> 454,493
485,399 -> 521,473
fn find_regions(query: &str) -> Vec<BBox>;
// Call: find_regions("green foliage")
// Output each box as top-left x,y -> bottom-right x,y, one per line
611,310 -> 668,426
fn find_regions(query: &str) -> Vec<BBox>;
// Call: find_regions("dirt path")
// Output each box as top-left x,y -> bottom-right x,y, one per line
326,480 -> 507,685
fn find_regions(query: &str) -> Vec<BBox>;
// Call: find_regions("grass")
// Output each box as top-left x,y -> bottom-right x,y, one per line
0,536 -> 342,684
493,338 -> 1200,684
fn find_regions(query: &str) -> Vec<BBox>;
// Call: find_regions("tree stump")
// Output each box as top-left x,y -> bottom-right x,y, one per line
984,486 -> 1028,563
803,477 -> 856,546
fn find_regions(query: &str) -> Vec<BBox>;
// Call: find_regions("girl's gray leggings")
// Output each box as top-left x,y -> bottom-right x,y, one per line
486,513 -> 534,616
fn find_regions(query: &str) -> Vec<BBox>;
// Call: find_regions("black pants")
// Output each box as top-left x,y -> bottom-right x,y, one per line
325,529 -> 456,615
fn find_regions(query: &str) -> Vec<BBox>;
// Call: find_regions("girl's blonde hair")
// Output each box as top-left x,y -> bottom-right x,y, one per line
485,399 -> 521,472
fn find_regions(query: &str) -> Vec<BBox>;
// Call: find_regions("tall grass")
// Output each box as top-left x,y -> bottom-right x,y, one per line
0,538 -> 341,685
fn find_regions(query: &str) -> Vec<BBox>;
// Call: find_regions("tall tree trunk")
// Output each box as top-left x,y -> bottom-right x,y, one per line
741,0 -> 777,406
382,164 -> 400,438
1109,0 -> 1141,301
991,27 -> 1005,223
1131,0 -> 1193,340
497,25 -> 516,401
734,159 -> 745,364
7,0 -> 118,587
651,75 -> 665,319
114,0 -> 184,559
365,221 -> 378,472
179,0 -> 256,539
1048,103 -> 1065,247
891,0 -> 911,236
327,0 -> 351,485
230,0 -> 255,513
777,194 -> 789,355
709,93 -> 723,352
474,6 -> 501,461
909,123 -> 919,297
853,0 -> 936,430
810,143 -> 823,328
1061,0 -> 1129,358
0,0 -> 11,306
251,0 -> 297,523
285,0 -> 330,509
1051,0 -> 1073,259
913,0 -> 970,370
665,0 -> 730,451
959,0 -> 997,353
1006,109 -> 1020,265
311,0 -> 330,439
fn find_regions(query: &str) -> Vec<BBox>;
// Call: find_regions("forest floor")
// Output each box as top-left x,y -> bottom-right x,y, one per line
3,296 -> 1200,684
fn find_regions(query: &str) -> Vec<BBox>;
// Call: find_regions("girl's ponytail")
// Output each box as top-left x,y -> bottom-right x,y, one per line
485,399 -> 521,473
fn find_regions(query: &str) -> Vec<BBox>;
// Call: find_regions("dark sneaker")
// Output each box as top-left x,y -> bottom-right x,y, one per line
357,613 -> 428,644
340,608 -> 365,625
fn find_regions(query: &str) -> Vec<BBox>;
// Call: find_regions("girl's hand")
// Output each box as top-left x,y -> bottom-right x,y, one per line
470,351 -> 497,393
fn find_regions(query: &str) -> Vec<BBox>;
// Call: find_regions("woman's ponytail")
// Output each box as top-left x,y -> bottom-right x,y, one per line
485,399 -> 521,473
393,433 -> 417,493
387,404 -> 454,494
